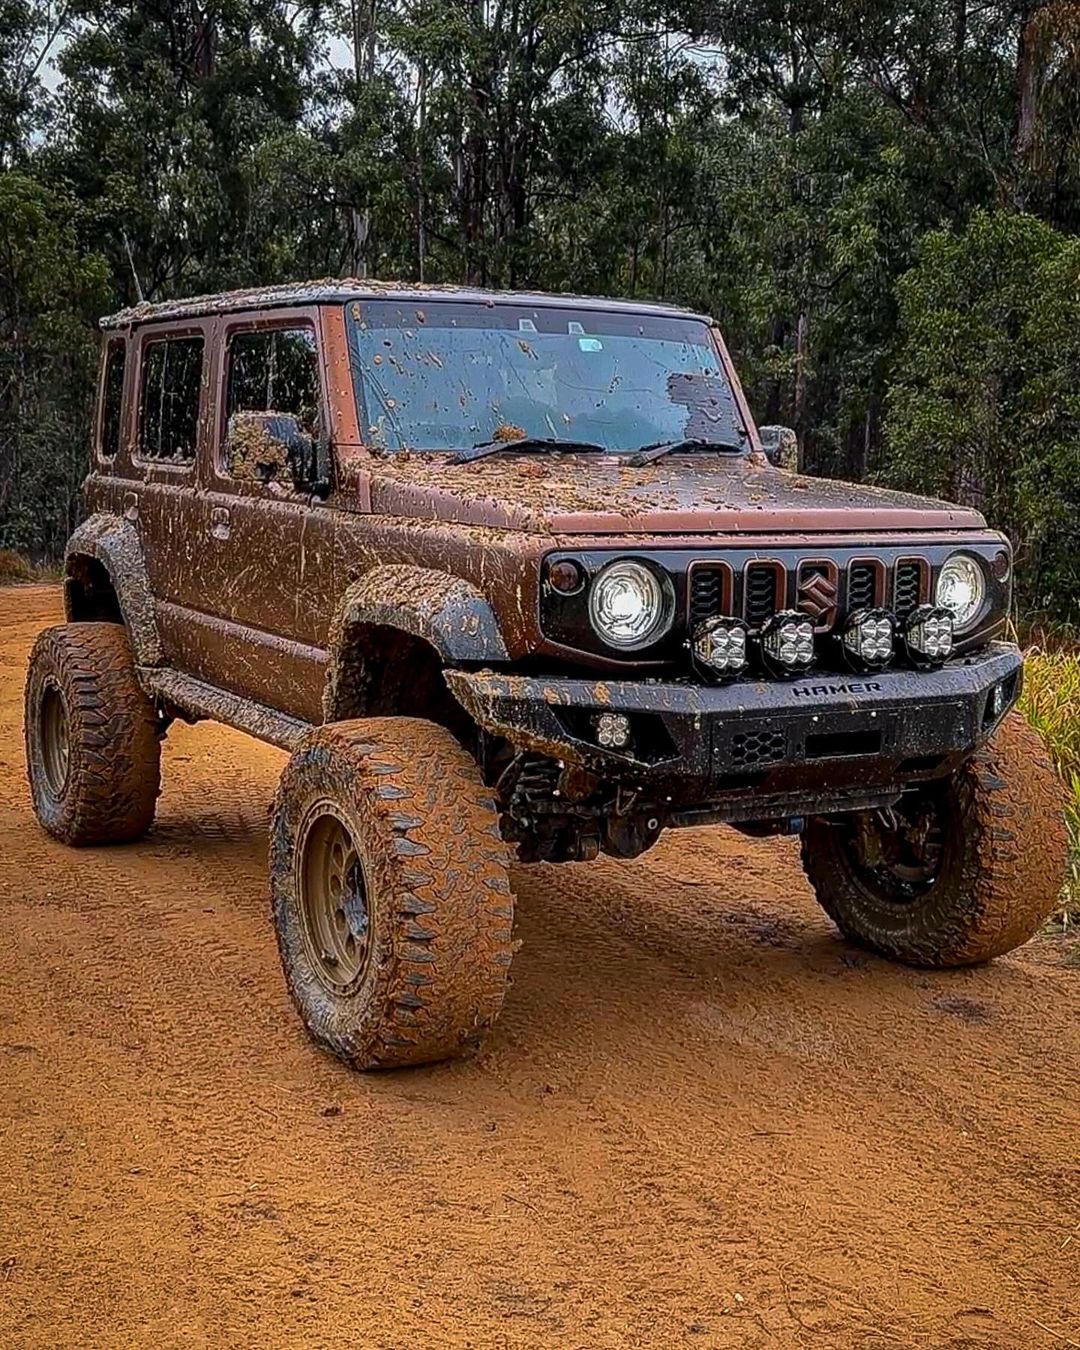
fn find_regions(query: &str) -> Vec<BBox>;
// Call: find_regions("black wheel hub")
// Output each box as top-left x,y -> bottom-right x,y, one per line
844,791 -> 946,903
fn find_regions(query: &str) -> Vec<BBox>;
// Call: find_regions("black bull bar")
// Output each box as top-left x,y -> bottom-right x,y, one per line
445,643 -> 1023,809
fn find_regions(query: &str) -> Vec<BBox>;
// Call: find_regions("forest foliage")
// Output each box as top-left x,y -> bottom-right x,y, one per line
2,1 -> 1080,618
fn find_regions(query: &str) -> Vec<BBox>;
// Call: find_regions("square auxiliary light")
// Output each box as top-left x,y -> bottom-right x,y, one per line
842,607 -> 895,671
759,610 -> 815,676
691,616 -> 748,679
594,711 -> 631,749
903,604 -> 954,667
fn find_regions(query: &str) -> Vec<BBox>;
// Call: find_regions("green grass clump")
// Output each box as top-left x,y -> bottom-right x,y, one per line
1019,647 -> 1080,926
0,549 -> 34,584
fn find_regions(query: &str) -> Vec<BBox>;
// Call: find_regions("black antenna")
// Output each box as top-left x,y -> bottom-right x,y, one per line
122,231 -> 145,303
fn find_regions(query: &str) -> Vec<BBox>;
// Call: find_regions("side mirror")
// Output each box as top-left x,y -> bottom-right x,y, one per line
225,411 -> 331,496
758,424 -> 799,470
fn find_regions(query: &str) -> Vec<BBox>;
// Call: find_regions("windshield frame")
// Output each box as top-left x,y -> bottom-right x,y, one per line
342,297 -> 754,458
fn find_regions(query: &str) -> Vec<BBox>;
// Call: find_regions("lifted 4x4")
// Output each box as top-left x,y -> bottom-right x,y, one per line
25,281 -> 1067,1069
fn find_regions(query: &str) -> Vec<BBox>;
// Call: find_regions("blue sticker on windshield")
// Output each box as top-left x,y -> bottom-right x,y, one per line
578,337 -> 604,352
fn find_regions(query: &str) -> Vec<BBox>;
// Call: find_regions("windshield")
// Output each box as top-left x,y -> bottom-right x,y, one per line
345,299 -> 748,453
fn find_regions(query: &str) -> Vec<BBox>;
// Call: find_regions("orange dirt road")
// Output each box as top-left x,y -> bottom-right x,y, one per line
1,586 -> 1077,1349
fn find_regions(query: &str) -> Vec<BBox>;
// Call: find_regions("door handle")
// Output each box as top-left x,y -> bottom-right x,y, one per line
122,491 -> 138,522
210,506 -> 231,540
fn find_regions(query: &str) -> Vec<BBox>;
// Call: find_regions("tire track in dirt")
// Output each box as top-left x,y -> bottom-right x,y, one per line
1,585 -> 1077,1349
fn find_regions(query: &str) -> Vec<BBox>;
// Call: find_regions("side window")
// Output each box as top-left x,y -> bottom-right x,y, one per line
99,339 -> 126,460
138,335 -> 204,463
223,326 -> 321,482
226,328 -> 320,429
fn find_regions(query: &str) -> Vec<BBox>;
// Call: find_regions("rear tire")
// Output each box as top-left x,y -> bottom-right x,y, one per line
269,717 -> 515,1069
24,622 -> 161,845
800,712 -> 1068,967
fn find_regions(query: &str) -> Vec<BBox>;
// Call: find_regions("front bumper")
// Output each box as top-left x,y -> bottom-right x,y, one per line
446,643 -> 1023,797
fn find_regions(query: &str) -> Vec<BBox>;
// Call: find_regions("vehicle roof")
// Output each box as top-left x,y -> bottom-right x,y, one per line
100,278 -> 710,330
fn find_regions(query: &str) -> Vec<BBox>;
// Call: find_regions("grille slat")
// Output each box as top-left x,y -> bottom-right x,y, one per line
894,562 -> 923,618
745,564 -> 780,627
847,562 -> 877,612
689,567 -> 725,626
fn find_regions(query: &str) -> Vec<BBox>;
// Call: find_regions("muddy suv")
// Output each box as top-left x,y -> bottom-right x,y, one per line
25,281 -> 1067,1068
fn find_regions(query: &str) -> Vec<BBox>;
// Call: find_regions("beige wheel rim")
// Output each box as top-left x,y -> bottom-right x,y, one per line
296,802 -> 372,992
40,681 -> 71,798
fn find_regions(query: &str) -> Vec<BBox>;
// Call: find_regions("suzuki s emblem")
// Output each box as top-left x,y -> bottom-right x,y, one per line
798,569 -> 838,625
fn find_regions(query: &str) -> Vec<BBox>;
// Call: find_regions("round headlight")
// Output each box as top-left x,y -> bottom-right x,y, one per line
935,554 -> 987,631
588,560 -> 674,650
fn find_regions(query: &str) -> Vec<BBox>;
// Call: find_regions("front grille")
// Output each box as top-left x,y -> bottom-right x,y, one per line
745,564 -> 780,627
683,554 -> 931,663
894,562 -> 923,618
847,562 -> 877,611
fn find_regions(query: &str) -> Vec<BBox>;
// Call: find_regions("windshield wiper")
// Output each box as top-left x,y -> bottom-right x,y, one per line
628,436 -> 745,467
451,435 -> 607,465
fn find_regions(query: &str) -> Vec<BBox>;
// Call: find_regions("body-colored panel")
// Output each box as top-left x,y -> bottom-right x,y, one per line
78,283 -> 1006,734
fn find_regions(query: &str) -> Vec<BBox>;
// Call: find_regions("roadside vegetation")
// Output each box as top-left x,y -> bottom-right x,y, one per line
1020,648 -> 1080,928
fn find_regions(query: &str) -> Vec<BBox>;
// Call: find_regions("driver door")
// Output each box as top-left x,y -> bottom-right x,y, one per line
190,308 -> 334,722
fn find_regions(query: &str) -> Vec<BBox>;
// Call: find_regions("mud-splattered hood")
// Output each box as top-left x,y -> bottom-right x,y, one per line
365,451 -> 985,535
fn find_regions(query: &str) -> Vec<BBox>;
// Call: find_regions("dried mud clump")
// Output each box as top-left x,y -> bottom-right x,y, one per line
227,412 -> 290,482
492,423 -> 526,442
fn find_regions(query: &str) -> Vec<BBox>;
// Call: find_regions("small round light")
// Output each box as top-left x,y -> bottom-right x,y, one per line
594,712 -> 631,749
991,549 -> 1011,581
903,604 -> 954,667
587,560 -> 674,650
759,610 -> 815,676
936,554 -> 986,631
691,617 -> 748,679
842,608 -> 895,670
547,558 -> 585,594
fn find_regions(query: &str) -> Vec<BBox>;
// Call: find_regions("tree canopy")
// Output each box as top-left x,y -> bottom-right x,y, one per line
3,0 -> 1080,615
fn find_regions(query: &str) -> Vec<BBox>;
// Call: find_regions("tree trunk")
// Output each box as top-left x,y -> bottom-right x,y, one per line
1013,2 -> 1045,191
349,0 -> 377,276
416,60 -> 427,282
793,311 -> 808,463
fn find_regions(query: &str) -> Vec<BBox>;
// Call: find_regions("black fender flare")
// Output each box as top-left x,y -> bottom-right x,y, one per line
64,514 -> 163,666
323,565 -> 509,722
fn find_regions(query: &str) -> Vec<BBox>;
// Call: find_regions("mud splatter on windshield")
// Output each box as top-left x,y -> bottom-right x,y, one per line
344,300 -> 748,454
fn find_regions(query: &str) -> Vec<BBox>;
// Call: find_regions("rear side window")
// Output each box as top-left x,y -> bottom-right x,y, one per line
138,335 -> 204,463
226,328 -> 320,435
99,339 -> 126,459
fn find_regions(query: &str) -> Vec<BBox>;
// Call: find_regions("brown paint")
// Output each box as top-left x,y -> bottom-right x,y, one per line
77,282 -> 1007,730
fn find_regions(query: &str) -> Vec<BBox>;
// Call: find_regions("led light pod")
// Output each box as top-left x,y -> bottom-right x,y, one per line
842,607 -> 895,671
594,712 -> 631,749
759,610 -> 815,676
903,604 -> 954,668
691,616 -> 749,680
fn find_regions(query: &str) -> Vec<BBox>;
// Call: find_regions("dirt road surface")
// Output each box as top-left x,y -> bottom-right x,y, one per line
1,586 -> 1077,1349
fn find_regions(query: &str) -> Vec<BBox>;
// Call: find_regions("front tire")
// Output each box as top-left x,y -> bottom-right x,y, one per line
269,717 -> 516,1069
24,622 -> 161,845
800,713 -> 1068,967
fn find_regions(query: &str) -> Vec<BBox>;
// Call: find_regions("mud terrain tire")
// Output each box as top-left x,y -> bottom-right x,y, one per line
270,717 -> 515,1069
800,712 -> 1068,967
24,622 -> 161,845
